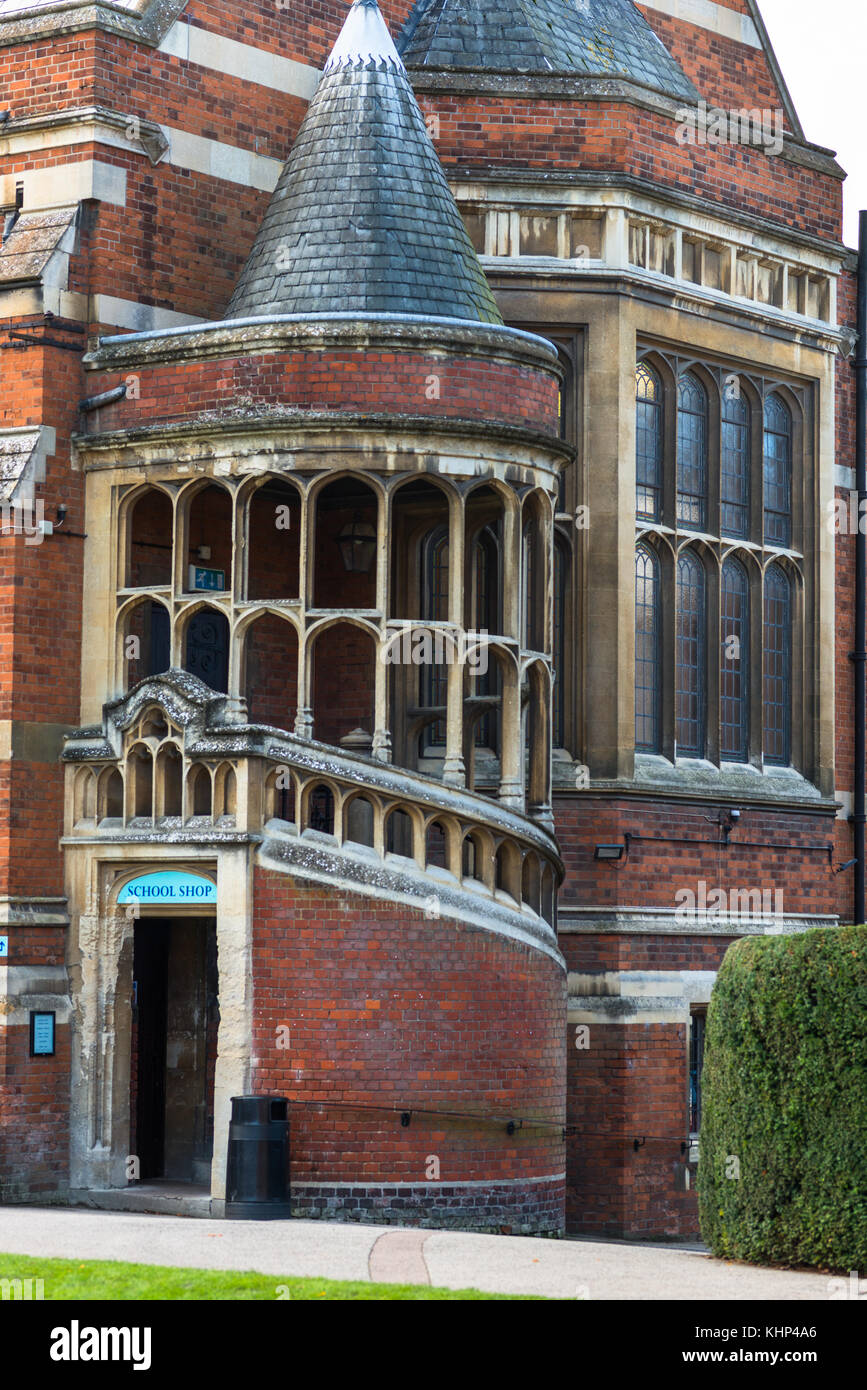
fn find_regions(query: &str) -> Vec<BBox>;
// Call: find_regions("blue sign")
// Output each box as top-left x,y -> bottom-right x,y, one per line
0,935 -> 7,958
189,565 -> 225,592
118,871 -> 217,905
31,1011 -> 55,1056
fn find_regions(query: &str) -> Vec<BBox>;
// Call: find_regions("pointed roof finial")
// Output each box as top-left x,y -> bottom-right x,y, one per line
325,0 -> 405,74
225,0 -> 502,324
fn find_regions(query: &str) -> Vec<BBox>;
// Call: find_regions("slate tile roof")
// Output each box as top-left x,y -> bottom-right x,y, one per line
0,207 -> 77,285
0,426 -> 51,502
397,0 -> 698,100
226,0 -> 502,325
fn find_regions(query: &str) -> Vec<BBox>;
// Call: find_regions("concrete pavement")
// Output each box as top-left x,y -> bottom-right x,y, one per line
0,1205 -> 841,1299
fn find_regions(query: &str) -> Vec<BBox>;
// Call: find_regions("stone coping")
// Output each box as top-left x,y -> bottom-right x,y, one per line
72,409 -> 574,467
85,312 -> 561,374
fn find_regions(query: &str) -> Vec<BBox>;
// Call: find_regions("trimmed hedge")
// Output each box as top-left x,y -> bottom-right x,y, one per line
698,924 -> 867,1271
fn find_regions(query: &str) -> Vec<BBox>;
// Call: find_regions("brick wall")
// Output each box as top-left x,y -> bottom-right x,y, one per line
554,794 -> 838,918
84,349 -> 561,435
0,925 -> 69,1201
251,868 -> 566,1232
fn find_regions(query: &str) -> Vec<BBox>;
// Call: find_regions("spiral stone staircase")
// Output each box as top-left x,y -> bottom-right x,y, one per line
63,0 -> 570,1232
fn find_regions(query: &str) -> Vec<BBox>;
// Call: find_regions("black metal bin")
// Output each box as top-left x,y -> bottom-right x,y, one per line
225,1094 -> 291,1219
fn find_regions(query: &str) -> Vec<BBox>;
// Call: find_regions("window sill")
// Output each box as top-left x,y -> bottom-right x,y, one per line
592,754 -> 833,810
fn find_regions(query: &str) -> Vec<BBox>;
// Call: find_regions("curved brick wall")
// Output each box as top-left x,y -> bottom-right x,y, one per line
84,346 -> 561,438
252,868 -> 566,1233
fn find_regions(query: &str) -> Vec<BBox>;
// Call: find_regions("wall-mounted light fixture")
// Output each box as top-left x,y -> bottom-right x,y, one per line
594,843 -> 625,862
337,513 -> 376,573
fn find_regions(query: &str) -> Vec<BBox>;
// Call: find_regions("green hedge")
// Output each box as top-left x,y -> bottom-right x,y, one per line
698,924 -> 867,1271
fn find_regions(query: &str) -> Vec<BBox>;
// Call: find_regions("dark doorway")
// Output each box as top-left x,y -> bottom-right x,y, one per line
149,602 -> 171,676
132,917 -> 218,1183
185,610 -> 229,693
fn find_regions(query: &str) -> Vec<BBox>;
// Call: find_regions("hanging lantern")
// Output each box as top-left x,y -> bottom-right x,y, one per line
337,512 -> 377,573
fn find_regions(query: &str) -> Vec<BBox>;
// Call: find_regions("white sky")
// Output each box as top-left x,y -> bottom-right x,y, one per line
758,0 -> 865,249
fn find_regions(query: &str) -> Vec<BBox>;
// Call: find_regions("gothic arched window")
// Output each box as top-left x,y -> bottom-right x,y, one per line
635,544 -> 661,752
553,539 -> 567,748
763,563 -> 792,765
422,526 -> 449,743
677,371 -> 708,529
720,557 -> 750,762
721,390 -> 750,539
763,393 -> 792,546
676,549 -> 706,756
636,362 -> 663,521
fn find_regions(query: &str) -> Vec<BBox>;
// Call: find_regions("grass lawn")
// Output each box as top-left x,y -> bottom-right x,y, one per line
0,1252 -> 535,1300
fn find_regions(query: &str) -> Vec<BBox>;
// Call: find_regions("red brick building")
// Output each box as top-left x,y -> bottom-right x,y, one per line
0,0 -> 860,1239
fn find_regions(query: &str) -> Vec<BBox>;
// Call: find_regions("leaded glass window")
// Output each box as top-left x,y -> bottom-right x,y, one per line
422,526 -> 448,744
677,372 -> 708,528
635,544 -> 661,752
553,540 -> 566,748
636,363 -> 663,521
676,549 -> 705,756
720,557 -> 750,762
763,563 -> 791,765
763,393 -> 792,546
721,391 -> 750,539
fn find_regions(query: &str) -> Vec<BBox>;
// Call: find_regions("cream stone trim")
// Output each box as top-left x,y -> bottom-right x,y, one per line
160,126 -> 281,193
457,185 -> 844,340
0,111 -> 280,194
558,907 -> 839,935
639,0 -> 760,48
835,464 -> 856,491
0,965 -> 72,1026
0,159 -> 126,208
158,20 -> 320,101
568,968 -> 717,1024
91,294 -> 205,332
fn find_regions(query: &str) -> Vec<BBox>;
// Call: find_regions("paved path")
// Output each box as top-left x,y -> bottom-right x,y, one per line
0,1206 -> 837,1300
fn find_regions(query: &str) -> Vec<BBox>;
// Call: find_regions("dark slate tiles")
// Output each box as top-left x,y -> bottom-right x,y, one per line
398,0 -> 698,100
226,54 -> 503,324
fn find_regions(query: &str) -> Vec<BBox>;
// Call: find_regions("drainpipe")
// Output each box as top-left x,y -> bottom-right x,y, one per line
854,210 -> 867,926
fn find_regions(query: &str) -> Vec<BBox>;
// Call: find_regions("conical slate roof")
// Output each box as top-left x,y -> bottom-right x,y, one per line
226,0 -> 502,324
398,0 -> 697,101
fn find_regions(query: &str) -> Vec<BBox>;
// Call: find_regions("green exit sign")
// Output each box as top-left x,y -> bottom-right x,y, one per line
189,565 -> 225,592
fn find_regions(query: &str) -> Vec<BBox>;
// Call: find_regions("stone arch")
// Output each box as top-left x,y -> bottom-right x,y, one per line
155,741 -> 182,817
312,473 -> 380,609
73,766 -> 96,823
186,762 -> 212,820
125,484 -> 174,589
461,826 -> 495,890
117,595 -> 171,693
425,816 -> 460,876
126,742 -> 153,820
179,601 -> 230,694
540,862 -> 556,926
389,475 -> 455,622
521,488 -> 549,653
98,766 -> 124,822
308,618 -> 376,747
384,804 -> 418,860
180,478 -> 233,594
301,781 -> 336,836
521,852 -> 542,915
244,473 -> 302,601
343,790 -> 377,849
494,838 -> 522,901
524,658 -> 552,817
265,764 -> 297,825
239,608 -> 299,729
214,762 -> 237,820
